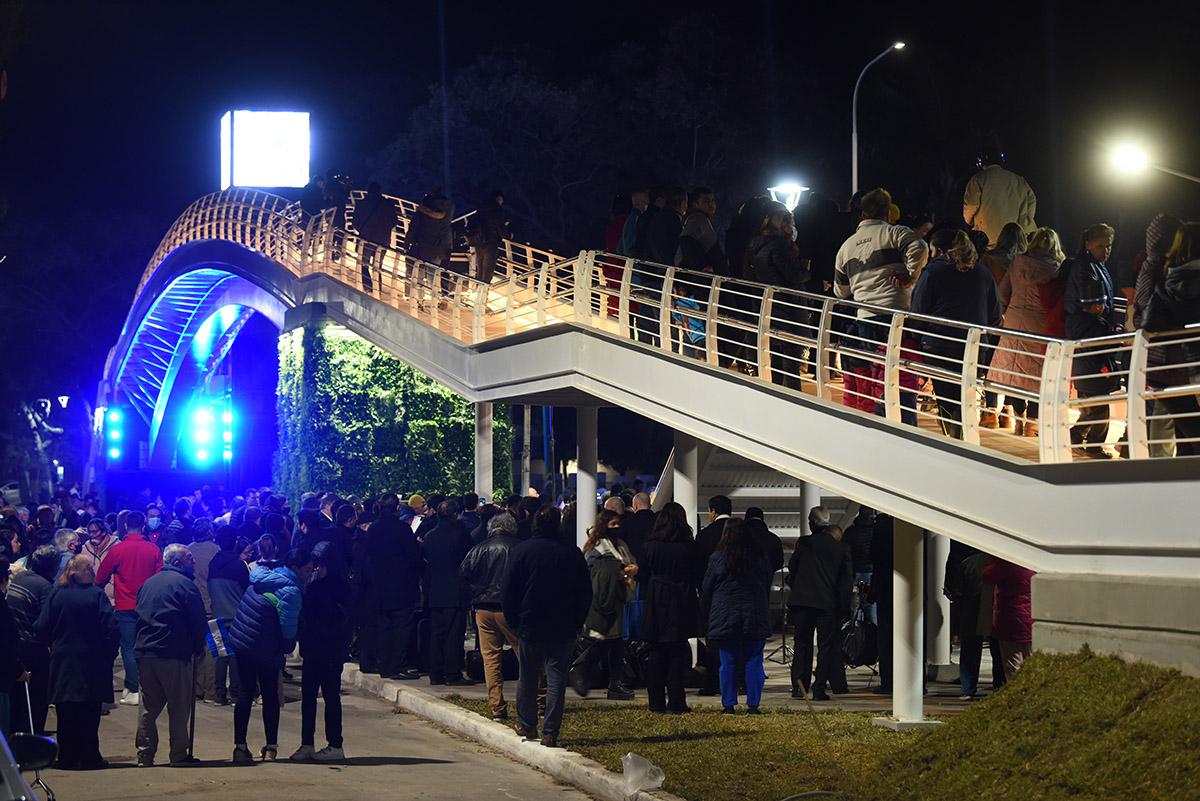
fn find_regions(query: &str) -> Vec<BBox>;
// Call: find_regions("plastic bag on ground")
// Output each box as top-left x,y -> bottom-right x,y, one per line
622,751 -> 665,797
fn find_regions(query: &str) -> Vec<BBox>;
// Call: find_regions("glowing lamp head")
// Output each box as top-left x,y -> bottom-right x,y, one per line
893,41 -> 906,50
192,409 -> 214,426
196,449 -> 209,462
223,450 -> 233,461
768,181 -> 810,211
1109,142 -> 1150,176
222,411 -> 233,425
107,410 -> 122,424
108,429 -> 121,441
108,447 -> 121,460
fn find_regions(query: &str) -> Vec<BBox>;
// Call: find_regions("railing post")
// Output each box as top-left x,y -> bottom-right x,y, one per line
815,297 -> 834,401
659,267 -> 677,351
1039,339 -> 1075,463
537,259 -> 551,326
960,327 -> 983,445
1125,329 -> 1150,459
705,276 -> 722,366
883,313 -> 905,423
573,250 -> 593,323
472,282 -> 488,342
617,257 -> 633,338
756,287 -> 775,381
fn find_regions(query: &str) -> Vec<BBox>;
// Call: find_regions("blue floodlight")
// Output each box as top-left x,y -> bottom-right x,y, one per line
108,409 -> 122,424
108,429 -> 121,441
196,449 -> 209,462
108,447 -> 121,460
222,450 -> 233,461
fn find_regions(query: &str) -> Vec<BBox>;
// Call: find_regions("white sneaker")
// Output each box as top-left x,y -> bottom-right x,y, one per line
120,690 -> 140,706
312,745 -> 344,762
289,745 -> 315,762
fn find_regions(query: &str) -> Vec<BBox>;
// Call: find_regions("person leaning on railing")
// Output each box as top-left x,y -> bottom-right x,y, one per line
1141,221 -> 1200,456
833,188 -> 930,423
1063,223 -> 1121,457
910,229 -> 1002,439
986,227 -> 1067,438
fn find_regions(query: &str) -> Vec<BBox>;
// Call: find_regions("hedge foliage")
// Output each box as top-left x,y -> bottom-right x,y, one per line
273,324 -> 512,502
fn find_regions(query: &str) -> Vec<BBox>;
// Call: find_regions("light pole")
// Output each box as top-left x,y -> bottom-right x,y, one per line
1108,142 -> 1200,185
851,42 -> 905,194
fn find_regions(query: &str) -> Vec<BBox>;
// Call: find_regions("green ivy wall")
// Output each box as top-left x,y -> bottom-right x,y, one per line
273,323 -> 512,502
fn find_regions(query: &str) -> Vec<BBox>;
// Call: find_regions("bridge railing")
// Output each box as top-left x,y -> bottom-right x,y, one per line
135,190 -> 1199,465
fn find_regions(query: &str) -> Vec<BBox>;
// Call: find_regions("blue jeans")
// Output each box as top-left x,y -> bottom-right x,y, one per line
855,571 -> 877,624
717,639 -> 766,708
959,635 -> 983,696
517,638 -> 573,739
117,610 -> 140,692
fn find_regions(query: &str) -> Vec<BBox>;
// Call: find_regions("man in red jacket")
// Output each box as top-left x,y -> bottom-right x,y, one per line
97,511 -> 162,706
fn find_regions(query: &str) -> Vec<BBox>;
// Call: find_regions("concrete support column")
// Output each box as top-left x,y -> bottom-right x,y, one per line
673,431 -> 699,530
474,402 -> 493,502
575,406 -> 598,549
800,482 -> 823,535
520,405 -> 532,495
926,532 -> 952,669
875,518 -> 941,731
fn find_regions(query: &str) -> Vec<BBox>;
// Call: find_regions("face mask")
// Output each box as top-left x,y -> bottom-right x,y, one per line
147,518 -> 162,530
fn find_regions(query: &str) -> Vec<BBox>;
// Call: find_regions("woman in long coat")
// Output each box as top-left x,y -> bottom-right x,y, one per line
35,554 -> 120,769
986,227 -> 1066,437
639,502 -> 701,714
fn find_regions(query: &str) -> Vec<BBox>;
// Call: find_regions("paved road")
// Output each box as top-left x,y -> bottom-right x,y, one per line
41,682 -> 591,801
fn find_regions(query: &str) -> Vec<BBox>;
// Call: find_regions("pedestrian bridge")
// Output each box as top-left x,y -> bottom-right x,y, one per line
99,190 -> 1200,712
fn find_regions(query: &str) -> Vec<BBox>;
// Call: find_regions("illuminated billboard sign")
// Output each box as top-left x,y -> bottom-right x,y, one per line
220,110 -> 310,189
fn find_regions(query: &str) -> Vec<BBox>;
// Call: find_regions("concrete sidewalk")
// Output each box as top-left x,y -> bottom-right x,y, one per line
411,633 -> 989,716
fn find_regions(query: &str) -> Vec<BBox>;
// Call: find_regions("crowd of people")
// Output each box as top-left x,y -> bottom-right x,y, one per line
599,149 -> 1200,457
0,479 -> 1039,762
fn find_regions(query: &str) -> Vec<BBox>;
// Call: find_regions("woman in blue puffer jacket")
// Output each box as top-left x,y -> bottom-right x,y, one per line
227,542 -> 311,762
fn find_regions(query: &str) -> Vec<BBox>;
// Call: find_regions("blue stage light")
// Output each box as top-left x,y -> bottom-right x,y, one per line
196,449 -> 209,461
107,409 -> 122,424
108,429 -> 121,441
108,447 -> 121,460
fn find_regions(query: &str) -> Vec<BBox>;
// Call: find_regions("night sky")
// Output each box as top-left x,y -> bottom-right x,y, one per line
2,0 -> 1200,399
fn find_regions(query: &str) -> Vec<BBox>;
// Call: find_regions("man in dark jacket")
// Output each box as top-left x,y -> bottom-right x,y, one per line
352,182 -> 398,292
695,495 -> 733,695
133,544 -> 207,766
647,187 -> 687,266
207,530 -> 250,705
365,494 -> 423,680
459,511 -> 520,719
468,191 -> 510,283
1064,223 -> 1120,452
743,508 -> 784,575
423,500 -> 474,685
787,526 -> 853,700
405,191 -> 455,269
620,493 -> 655,566
7,545 -> 57,734
292,542 -> 352,762
500,517 -> 592,748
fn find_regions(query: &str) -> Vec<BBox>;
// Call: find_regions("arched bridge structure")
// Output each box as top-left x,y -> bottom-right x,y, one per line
98,189 -> 1200,721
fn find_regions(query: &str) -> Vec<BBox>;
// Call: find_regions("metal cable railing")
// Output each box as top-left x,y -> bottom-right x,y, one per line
131,190 -> 1200,465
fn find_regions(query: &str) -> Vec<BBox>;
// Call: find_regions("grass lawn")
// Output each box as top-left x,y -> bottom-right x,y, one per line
448,649 -> 1200,801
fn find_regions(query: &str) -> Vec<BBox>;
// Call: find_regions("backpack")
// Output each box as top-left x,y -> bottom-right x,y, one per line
840,603 -> 878,668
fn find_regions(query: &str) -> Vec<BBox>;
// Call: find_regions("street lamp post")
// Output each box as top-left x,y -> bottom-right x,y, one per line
851,42 -> 905,194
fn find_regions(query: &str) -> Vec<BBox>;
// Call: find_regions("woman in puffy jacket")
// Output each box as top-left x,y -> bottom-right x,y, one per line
227,544 -> 310,762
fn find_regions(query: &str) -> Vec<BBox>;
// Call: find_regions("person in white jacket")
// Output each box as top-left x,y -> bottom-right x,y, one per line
963,148 -> 1037,246
833,188 -> 929,423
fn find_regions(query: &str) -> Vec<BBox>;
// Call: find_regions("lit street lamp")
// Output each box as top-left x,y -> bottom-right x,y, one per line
768,181 -> 810,211
1108,141 -> 1200,185
851,41 -> 905,194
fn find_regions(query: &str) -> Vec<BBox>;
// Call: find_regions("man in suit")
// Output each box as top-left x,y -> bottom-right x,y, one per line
365,494 -> 423,680
787,519 -> 854,700
620,493 -> 655,566
696,495 -> 733,696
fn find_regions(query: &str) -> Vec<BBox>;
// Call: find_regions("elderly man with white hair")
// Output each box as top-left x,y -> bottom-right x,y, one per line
132,544 -> 208,766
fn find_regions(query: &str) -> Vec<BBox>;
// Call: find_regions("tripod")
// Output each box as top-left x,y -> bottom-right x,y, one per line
765,569 -> 792,665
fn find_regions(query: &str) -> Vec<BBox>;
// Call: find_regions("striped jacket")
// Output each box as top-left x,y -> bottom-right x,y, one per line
834,219 -> 929,318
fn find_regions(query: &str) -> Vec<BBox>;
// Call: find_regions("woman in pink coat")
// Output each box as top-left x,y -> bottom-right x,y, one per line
986,228 -> 1066,437
981,557 -> 1036,678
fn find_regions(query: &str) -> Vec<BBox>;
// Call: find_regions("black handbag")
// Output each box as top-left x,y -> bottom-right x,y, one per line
840,605 -> 878,668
